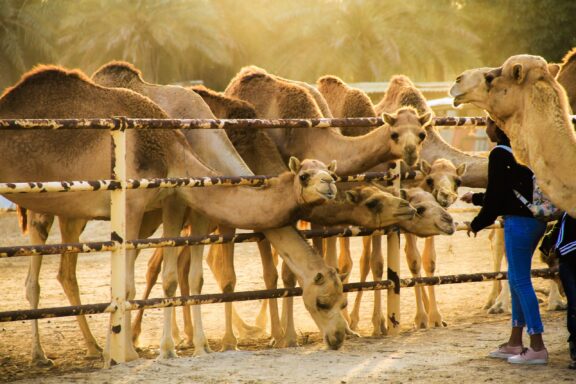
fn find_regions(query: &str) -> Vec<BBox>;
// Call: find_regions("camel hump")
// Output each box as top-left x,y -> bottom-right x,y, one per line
92,61 -> 145,87
388,74 -> 416,88
1,65 -> 91,99
561,47 -> 576,66
317,75 -> 346,88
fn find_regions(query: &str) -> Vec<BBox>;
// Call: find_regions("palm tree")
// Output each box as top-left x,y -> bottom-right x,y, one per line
0,0 -> 57,90
57,0 -> 236,85
265,0 -> 482,82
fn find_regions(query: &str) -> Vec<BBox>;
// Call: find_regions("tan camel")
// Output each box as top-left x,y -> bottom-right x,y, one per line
1,66 -> 349,364
558,47 -> 576,112
457,55 -> 576,216
225,66 -> 432,174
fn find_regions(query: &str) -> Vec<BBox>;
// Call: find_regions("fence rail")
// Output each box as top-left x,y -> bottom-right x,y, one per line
0,267 -> 555,323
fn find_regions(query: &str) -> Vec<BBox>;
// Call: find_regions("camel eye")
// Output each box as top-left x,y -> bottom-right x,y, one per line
391,132 -> 399,141
299,173 -> 310,183
418,132 -> 426,141
455,76 -> 462,83
416,206 -> 426,216
485,73 -> 494,85
365,199 -> 381,210
455,178 -> 462,187
426,178 -> 434,187
316,300 -> 331,310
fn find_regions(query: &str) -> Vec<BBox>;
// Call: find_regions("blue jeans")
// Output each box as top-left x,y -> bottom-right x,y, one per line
504,215 -> 547,335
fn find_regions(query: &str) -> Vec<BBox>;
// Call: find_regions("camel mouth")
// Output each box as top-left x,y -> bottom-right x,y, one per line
435,222 -> 455,235
452,96 -> 463,107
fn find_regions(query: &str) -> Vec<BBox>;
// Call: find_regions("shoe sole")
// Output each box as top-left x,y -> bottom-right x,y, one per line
507,358 -> 547,365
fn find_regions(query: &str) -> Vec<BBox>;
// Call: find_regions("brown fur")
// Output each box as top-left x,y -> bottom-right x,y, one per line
317,75 -> 376,136
190,84 -> 287,175
375,75 -> 430,115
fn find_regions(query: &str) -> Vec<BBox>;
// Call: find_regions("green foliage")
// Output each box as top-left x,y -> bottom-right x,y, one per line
0,0 -> 574,91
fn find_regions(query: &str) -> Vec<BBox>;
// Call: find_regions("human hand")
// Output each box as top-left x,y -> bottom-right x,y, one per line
460,192 -> 474,204
463,221 -> 477,238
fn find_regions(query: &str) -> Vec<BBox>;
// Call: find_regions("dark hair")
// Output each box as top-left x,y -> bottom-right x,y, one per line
494,126 -> 510,146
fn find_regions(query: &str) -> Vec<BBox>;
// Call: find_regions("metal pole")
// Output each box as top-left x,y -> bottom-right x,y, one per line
387,160 -> 402,335
106,122 -> 129,366
0,268 -> 557,323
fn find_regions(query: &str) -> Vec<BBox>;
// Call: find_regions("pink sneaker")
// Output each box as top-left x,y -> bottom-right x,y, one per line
507,347 -> 548,365
488,343 -> 524,359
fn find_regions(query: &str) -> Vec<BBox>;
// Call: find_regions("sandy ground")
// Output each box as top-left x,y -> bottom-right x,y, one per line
1,197 -> 574,383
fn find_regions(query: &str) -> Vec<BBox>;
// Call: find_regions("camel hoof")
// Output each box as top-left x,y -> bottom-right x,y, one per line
345,328 -> 361,338
220,343 -> 239,352
31,357 -> 55,368
193,344 -> 212,357
157,349 -> 178,360
84,344 -> 103,360
177,339 -> 194,350
487,302 -> 509,314
482,299 -> 496,310
276,337 -> 299,348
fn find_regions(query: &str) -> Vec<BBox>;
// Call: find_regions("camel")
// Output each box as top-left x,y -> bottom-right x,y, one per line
0,66 -> 350,364
224,66 -> 432,174
558,47 -> 576,112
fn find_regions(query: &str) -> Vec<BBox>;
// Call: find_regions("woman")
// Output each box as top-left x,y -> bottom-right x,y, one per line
461,118 -> 548,365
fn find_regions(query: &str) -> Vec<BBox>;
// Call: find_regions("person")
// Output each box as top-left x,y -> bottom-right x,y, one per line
552,213 -> 576,368
460,118 -> 548,365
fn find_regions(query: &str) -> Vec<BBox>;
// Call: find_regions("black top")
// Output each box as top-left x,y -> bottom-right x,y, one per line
556,213 -> 576,258
470,145 -> 534,233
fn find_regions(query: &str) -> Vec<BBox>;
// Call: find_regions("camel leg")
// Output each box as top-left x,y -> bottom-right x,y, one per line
422,237 -> 447,327
132,247 -> 163,348
484,229 -> 503,310
279,260 -> 299,347
370,235 -> 387,336
254,299 -> 268,332
177,244 -> 194,348
57,217 -> 103,358
487,229 -> 511,314
212,225 -> 239,352
547,278 -> 567,311
404,234 -> 428,329
310,222 -> 324,256
338,237 -> 353,325
350,236 -> 371,331
157,197 -> 187,360
258,240 -> 283,345
25,212 -> 55,367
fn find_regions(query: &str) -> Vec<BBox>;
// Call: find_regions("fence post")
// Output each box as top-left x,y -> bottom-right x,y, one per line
105,119 -> 129,367
387,160 -> 401,335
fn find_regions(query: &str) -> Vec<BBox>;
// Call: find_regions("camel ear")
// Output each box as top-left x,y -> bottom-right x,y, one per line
418,112 -> 432,126
288,156 -> 301,174
382,112 -> 396,126
313,272 -> 325,285
328,160 -> 337,173
547,63 -> 561,78
456,163 -> 467,177
399,188 -> 408,200
512,64 -> 525,84
345,190 -> 362,204
420,160 -> 432,175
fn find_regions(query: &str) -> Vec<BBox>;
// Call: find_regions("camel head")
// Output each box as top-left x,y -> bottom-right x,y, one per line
397,188 -> 455,237
382,107 -> 431,167
419,159 -> 466,208
449,67 -> 494,109
301,266 -> 348,350
344,184 -> 417,227
288,157 -> 337,204
484,55 -> 566,121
